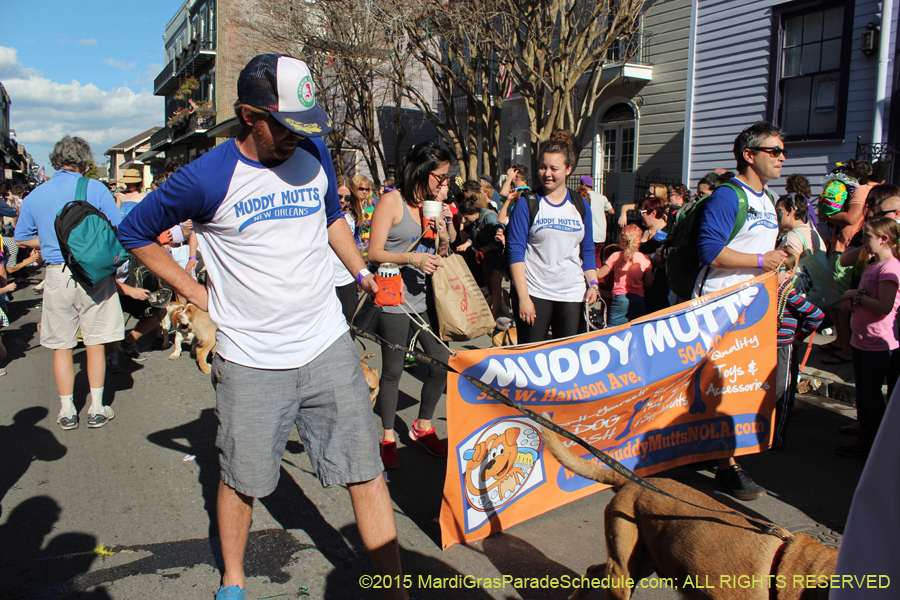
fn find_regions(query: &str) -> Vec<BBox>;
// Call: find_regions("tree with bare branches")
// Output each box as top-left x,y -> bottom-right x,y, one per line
238,0 -> 647,182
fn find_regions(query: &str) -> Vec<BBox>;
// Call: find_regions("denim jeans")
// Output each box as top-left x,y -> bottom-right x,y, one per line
608,293 -> 646,327
853,347 -> 892,443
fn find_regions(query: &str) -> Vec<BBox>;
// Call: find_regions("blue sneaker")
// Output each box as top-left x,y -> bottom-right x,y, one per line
87,406 -> 114,428
106,353 -> 123,373
121,342 -> 149,362
215,585 -> 245,600
57,413 -> 78,430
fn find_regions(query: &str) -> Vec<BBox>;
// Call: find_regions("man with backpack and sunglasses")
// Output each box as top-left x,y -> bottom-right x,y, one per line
693,121 -> 787,501
14,135 -> 124,430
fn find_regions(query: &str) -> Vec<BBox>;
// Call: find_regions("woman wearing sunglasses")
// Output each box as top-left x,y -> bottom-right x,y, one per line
330,174 -> 364,322
367,142 -> 452,470
353,174 -> 377,256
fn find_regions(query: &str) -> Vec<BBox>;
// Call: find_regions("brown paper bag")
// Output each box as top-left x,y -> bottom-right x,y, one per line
431,253 -> 495,341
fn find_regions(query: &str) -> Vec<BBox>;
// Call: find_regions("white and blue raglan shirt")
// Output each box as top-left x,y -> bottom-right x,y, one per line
694,177 -> 780,298
507,189 -> 597,303
118,137 -> 346,370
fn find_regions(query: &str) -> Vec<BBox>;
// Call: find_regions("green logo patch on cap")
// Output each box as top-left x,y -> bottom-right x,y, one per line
298,76 -> 315,109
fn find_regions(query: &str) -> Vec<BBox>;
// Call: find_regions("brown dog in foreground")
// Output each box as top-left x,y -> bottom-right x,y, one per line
541,427 -> 837,600
168,304 -> 217,374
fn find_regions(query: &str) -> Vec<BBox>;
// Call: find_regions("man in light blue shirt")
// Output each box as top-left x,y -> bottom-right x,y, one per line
15,136 -> 124,431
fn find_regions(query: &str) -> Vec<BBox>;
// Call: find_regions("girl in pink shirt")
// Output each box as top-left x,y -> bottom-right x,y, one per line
596,224 -> 652,326
837,217 -> 900,457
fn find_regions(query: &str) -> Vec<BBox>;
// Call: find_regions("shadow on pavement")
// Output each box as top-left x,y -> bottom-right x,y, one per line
0,407 -> 67,519
147,409 -> 361,570
0,495 -> 105,600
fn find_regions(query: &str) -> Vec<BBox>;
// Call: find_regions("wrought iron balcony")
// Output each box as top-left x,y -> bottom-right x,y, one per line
154,38 -> 216,96
150,126 -> 173,150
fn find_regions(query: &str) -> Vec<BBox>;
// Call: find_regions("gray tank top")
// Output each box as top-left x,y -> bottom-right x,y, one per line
382,203 -> 435,314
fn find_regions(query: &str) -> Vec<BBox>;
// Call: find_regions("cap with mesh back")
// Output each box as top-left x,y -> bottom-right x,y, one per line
237,54 -> 333,138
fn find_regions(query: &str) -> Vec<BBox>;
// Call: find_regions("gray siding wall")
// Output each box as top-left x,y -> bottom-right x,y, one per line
686,0 -> 898,195
638,0 -> 692,180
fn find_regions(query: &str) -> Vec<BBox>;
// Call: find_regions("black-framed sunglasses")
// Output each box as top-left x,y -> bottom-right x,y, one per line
748,146 -> 786,158
876,209 -> 900,217
358,187 -> 370,192
338,194 -> 352,201
430,172 -> 450,186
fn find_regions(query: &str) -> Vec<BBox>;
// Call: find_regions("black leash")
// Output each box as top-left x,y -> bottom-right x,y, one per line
351,324 -> 791,541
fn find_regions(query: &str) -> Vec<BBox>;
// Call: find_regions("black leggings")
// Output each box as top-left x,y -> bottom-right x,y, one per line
512,291 -> 585,344
376,310 -> 449,431
335,282 -> 358,324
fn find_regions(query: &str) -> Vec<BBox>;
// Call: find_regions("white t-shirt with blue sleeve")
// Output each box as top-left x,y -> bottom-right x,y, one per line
118,137 -> 347,370
507,190 -> 597,303
694,178 -> 779,297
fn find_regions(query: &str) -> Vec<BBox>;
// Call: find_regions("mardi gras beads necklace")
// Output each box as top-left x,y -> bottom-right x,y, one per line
777,277 -> 794,325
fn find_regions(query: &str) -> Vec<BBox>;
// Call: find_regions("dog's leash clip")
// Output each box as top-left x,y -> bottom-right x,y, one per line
758,522 -> 791,541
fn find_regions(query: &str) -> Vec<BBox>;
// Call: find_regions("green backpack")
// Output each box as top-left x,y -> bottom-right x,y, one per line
665,182 -> 774,300
54,178 -> 130,288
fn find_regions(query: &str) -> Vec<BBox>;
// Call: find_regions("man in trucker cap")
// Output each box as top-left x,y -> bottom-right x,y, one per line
118,54 -> 413,600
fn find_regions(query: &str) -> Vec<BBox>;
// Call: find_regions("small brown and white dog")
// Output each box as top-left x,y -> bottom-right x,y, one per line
541,423 -> 838,600
360,353 -> 380,406
168,304 -> 217,374
159,300 -> 186,349
492,316 -> 517,347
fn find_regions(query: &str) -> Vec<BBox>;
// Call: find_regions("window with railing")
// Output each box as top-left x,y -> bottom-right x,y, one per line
605,15 -> 644,63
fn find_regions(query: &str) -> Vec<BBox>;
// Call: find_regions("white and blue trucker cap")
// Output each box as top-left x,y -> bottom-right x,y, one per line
237,54 -> 333,137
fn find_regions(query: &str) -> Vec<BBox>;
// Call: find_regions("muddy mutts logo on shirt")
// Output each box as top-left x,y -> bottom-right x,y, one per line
534,217 -> 583,233
235,187 -> 321,232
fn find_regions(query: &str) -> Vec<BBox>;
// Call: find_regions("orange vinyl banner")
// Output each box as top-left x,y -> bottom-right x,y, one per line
439,272 -> 778,549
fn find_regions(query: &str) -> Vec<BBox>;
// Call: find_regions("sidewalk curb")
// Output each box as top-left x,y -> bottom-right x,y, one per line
799,374 -> 857,406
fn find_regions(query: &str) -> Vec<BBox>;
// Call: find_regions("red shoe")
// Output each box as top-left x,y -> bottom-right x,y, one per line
381,439 -> 399,469
835,438 -> 871,458
409,424 -> 448,457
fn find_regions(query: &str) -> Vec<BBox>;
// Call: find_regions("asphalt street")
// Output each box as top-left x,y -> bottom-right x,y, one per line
0,271 -> 863,600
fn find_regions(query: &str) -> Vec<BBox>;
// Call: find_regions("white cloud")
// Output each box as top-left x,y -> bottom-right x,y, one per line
78,39 -> 97,47
0,46 -> 162,168
104,58 -> 137,71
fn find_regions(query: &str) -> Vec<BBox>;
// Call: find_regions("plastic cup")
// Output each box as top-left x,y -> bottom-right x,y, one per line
423,200 -> 443,220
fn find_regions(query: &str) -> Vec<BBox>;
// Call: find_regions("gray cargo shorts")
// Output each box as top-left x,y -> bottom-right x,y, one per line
212,331 -> 382,497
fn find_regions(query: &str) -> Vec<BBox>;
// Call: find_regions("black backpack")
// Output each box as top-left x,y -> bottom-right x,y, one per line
502,188 -> 587,272
54,178 -> 130,288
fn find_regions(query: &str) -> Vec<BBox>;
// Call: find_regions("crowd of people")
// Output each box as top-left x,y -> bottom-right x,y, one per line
2,52 -> 898,600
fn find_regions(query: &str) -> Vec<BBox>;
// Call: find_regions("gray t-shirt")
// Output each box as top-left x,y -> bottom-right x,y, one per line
382,204 -> 435,314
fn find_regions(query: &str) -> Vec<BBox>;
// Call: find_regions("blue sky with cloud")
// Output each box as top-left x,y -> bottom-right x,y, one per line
0,1 -> 182,170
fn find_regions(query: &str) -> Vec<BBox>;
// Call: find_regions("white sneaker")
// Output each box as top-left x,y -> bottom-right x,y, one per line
87,406 -> 114,428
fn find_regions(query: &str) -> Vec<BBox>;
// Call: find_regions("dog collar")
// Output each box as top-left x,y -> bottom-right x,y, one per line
768,540 -> 789,600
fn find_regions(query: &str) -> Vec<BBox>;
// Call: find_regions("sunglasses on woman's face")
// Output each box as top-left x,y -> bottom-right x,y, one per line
358,187 -> 370,192
338,194 -> 352,201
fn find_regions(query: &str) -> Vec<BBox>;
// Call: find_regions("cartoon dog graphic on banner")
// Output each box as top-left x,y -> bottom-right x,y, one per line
461,419 -> 543,522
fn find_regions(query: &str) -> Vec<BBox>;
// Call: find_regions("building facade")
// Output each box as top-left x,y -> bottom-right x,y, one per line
683,0 -> 899,194
151,0 -> 221,166
105,127 -> 162,189
498,0 -> 691,209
